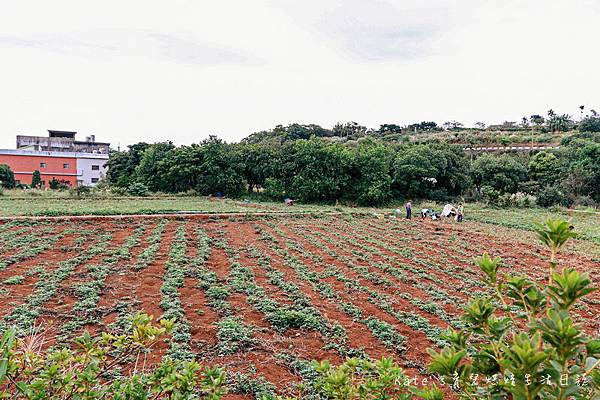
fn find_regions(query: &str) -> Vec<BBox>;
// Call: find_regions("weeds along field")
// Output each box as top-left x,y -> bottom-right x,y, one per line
0,214 -> 598,398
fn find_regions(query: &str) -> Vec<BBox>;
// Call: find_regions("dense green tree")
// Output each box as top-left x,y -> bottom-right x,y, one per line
154,137 -> 244,196
442,120 -> 463,130
471,153 -> 528,193
287,138 -> 353,202
134,142 -> 175,192
156,144 -> 204,193
536,184 -> 570,207
547,110 -> 573,132
347,139 -> 392,206
276,123 -> 333,140
0,164 -> 15,189
105,142 -> 150,187
392,144 -> 470,199
528,151 -> 561,187
242,123 -> 333,144
194,136 -> 245,197
31,170 -> 42,189
332,122 -> 367,138
48,178 -> 69,190
554,135 -> 600,201
105,151 -> 131,187
406,121 -> 439,132
378,124 -> 403,134
579,115 -> 600,132
529,114 -> 545,126
571,141 -> 600,201
237,144 -> 279,192
98,123 -> 596,209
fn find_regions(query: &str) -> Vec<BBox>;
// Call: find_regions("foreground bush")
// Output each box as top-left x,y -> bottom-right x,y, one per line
428,219 -> 599,399
0,313 -> 226,399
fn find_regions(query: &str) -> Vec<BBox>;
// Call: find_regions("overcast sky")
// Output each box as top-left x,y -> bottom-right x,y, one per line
1,0 -> 599,149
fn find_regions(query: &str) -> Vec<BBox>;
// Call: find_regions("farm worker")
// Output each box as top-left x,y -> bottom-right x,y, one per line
457,203 -> 464,222
420,209 -> 430,219
405,201 -> 412,219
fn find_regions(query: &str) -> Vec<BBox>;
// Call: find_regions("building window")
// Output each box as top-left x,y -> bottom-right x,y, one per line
91,165 -> 100,171
63,163 -> 69,169
40,162 -> 46,168
91,178 -> 99,183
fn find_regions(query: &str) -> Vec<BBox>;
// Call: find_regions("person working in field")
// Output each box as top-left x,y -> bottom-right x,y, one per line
457,203 -> 464,222
405,200 -> 412,219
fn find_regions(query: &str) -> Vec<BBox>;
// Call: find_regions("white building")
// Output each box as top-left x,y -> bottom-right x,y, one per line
76,153 -> 109,186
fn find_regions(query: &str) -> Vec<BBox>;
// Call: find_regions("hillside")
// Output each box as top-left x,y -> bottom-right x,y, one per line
242,123 -> 577,148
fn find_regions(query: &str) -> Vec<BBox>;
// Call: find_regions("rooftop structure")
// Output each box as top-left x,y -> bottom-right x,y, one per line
17,130 -> 110,154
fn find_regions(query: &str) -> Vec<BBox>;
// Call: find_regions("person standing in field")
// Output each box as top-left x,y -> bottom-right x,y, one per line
457,203 -> 464,222
405,200 -> 412,219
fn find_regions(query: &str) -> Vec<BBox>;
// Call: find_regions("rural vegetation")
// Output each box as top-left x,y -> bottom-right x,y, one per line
0,212 -> 597,398
94,111 -> 600,208
1,111 -> 599,210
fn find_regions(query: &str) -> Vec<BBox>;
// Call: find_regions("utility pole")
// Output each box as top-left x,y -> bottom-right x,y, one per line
530,116 -> 535,152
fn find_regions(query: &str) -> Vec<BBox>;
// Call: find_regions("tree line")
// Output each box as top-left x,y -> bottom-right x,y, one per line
100,129 -> 599,207
241,110 -> 600,144
1,115 -> 598,207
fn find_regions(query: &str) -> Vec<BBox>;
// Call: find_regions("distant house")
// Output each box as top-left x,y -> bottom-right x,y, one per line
0,130 -> 110,188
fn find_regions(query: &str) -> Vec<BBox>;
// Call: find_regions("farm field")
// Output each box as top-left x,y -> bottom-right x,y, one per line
0,195 -> 325,216
0,212 -> 598,398
2,194 -> 600,244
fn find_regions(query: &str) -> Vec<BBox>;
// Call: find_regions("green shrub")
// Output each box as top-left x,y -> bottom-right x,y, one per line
537,185 -> 571,207
48,178 -> 70,190
128,182 -> 150,196
30,170 -> 42,189
572,195 -> 598,208
427,219 -> 599,399
579,116 -> 600,133
0,312 -> 227,398
264,177 -> 286,200
481,185 -> 501,205
0,164 -> 15,189
69,185 -> 92,197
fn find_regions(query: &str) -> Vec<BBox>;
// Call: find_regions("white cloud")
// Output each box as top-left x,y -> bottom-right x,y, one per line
0,30 -> 257,65
0,0 -> 598,149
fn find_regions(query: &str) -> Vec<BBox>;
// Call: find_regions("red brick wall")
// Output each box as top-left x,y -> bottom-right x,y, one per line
0,154 -> 77,187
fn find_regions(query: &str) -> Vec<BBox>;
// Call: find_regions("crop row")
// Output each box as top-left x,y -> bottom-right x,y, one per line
1,231 -> 112,334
